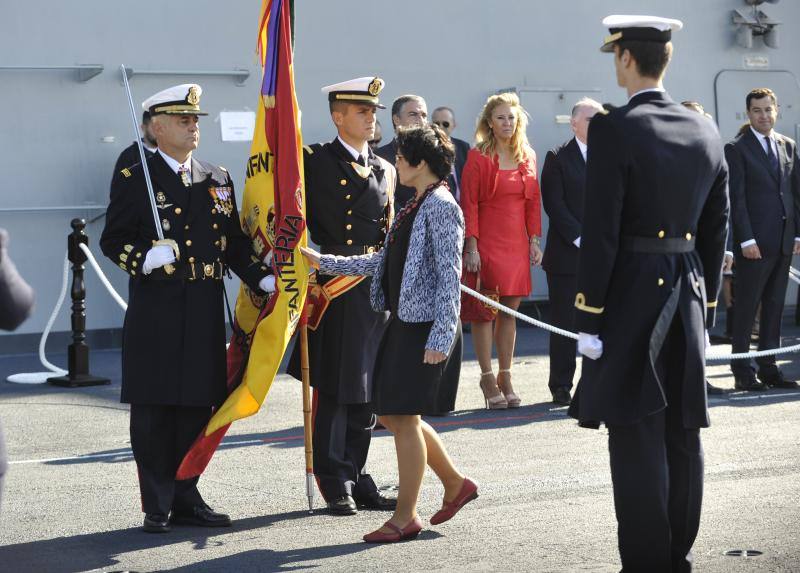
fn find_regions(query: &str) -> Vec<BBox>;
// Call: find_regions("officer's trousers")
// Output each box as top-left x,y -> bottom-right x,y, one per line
312,389 -> 378,501
130,404 -> 209,515
607,314 -> 704,573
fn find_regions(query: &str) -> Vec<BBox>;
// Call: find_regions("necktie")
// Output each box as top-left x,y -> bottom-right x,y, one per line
178,166 -> 191,187
764,136 -> 780,177
356,154 -> 366,167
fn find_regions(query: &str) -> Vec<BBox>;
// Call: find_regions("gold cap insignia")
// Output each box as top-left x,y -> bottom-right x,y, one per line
368,78 -> 383,96
187,86 -> 200,105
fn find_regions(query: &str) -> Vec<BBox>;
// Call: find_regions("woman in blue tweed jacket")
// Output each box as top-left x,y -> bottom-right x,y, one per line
302,125 -> 478,543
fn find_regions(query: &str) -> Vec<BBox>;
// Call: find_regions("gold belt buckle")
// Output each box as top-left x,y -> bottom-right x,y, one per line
203,263 -> 214,278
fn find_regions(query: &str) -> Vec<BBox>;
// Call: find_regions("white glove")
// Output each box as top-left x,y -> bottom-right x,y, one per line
263,249 -> 273,267
259,274 -> 276,293
578,332 -> 603,360
704,329 -> 711,351
142,245 -> 177,274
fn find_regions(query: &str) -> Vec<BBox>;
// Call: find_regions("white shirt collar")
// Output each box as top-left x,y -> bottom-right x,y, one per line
337,136 -> 368,161
575,137 -> 588,161
158,149 -> 191,175
143,142 -> 157,153
628,87 -> 665,103
750,125 -> 776,147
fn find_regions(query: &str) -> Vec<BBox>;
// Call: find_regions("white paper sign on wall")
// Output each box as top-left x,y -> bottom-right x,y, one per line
219,111 -> 256,142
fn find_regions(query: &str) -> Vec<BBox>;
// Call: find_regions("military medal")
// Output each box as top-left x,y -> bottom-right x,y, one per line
162,219 -> 171,231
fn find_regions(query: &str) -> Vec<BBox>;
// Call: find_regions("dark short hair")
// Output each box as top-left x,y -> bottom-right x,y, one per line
395,124 -> 454,181
142,110 -> 151,124
746,87 -> 777,110
616,40 -> 671,79
391,95 -> 424,119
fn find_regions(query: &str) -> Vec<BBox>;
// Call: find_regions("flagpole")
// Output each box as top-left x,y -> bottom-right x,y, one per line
300,321 -> 315,512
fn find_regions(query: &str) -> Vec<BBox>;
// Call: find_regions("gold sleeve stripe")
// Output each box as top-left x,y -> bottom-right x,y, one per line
575,293 -> 604,314
121,168 -> 132,178
706,301 -> 718,308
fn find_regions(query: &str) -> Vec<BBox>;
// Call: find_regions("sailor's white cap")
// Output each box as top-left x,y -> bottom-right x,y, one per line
142,83 -> 208,116
600,15 -> 683,52
321,76 -> 385,109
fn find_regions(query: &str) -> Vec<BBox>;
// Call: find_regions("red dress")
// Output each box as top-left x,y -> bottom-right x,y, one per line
461,148 -> 541,298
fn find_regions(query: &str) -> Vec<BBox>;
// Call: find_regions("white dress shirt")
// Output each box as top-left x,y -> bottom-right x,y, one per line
337,136 -> 368,163
158,149 -> 191,177
628,86 -> 665,102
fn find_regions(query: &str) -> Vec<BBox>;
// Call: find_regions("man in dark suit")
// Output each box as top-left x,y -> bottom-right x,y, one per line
110,110 -> 157,188
541,97 -> 603,405
726,87 -> 800,391
432,106 -> 470,201
101,84 -> 273,533
569,16 -> 729,570
287,77 -> 397,515
376,94 -> 427,209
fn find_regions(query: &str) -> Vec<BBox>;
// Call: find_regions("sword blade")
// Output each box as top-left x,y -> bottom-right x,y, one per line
119,64 -> 164,241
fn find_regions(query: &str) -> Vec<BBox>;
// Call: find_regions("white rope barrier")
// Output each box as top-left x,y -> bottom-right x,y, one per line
461,268 -> 800,362
78,243 -> 128,312
6,246 -> 126,384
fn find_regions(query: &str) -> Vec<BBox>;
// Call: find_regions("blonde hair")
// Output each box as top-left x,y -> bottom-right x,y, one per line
474,92 -> 532,165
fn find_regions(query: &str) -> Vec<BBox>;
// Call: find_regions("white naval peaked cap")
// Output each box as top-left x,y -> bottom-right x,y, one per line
600,15 -> 684,52
141,83 -> 209,116
321,76 -> 386,109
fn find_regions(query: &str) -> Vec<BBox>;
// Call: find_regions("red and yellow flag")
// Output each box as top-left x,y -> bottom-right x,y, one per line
177,0 -> 307,479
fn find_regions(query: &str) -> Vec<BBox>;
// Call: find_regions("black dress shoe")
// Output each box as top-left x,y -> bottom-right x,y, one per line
143,513 -> 170,533
354,490 -> 397,511
327,495 -> 357,515
706,380 -> 725,395
551,388 -> 572,405
733,372 -> 766,392
757,370 -> 799,389
170,504 -> 232,527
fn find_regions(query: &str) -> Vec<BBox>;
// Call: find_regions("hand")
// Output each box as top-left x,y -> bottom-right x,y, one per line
577,332 -> 603,360
259,274 -> 276,293
741,244 -> 761,260
794,240 -> 800,256
530,241 -> 543,266
143,245 -> 177,274
263,249 -> 273,267
723,253 -> 734,273
423,349 -> 447,364
299,246 -> 321,269
463,250 -> 480,273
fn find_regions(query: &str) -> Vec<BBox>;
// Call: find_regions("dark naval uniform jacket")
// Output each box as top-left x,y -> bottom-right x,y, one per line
541,137 -> 585,275
111,140 -> 155,188
288,138 -> 395,403
375,138 -> 415,208
100,152 -> 269,407
568,91 -> 729,429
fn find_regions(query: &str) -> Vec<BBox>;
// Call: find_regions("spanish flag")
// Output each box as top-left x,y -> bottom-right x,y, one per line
177,0 -> 307,479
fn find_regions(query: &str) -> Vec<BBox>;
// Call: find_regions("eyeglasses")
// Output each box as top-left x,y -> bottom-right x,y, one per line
395,153 -> 405,162
433,121 -> 451,129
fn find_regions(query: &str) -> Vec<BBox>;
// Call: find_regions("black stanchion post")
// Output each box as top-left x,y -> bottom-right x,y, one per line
48,218 -> 111,388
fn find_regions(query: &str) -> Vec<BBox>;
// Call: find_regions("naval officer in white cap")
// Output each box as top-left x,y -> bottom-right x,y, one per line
286,77 -> 398,515
100,84 -> 274,533
568,16 -> 729,570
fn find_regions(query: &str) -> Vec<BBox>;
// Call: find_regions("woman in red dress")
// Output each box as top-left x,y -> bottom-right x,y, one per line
461,92 -> 542,409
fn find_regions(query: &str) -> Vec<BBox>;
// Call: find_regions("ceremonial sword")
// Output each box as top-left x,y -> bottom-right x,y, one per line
119,64 -> 178,274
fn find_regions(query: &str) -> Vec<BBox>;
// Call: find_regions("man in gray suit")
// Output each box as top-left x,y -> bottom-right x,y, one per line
727,87 -> 800,390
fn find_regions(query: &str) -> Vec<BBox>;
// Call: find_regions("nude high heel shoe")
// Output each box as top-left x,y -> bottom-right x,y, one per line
497,369 -> 521,408
479,371 -> 508,410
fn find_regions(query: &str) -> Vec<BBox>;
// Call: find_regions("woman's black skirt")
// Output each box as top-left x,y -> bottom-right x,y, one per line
371,317 -> 462,415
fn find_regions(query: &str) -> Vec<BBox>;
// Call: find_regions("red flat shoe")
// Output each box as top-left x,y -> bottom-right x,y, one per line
363,516 -> 423,543
430,477 -> 478,525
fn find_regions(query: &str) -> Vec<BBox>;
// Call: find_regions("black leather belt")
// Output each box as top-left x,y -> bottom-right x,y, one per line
621,235 -> 695,254
321,244 -> 379,256
185,260 -> 224,281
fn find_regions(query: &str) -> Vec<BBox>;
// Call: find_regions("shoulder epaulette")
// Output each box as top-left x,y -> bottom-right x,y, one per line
120,168 -> 132,178
303,145 -> 314,155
